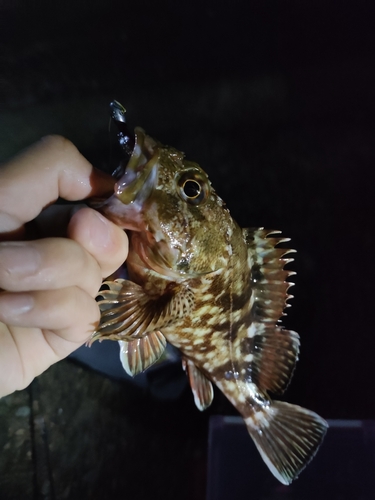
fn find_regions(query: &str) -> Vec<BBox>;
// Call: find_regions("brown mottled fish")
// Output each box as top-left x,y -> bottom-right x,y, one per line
91,101 -> 328,485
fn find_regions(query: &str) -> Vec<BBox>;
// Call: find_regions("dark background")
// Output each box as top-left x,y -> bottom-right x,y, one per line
1,1 -> 375,498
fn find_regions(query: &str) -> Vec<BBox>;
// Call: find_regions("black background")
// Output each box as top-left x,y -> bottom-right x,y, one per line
1,0 -> 375,420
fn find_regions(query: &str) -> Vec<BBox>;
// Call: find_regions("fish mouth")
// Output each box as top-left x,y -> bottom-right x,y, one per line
114,127 -> 159,206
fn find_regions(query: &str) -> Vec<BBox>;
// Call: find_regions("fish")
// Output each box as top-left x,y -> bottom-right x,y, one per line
91,101 -> 328,485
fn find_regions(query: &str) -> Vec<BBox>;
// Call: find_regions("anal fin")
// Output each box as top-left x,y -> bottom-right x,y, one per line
182,358 -> 214,411
119,330 -> 167,377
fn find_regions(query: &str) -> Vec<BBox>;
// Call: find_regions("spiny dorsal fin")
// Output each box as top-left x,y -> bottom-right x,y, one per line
182,358 -> 214,411
230,228 -> 299,395
243,227 -> 296,323
237,324 -> 300,394
91,279 -> 194,342
119,331 -> 167,377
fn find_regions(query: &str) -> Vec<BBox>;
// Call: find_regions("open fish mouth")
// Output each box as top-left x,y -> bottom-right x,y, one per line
89,132 -> 158,232
109,100 -> 159,207
114,127 -> 159,206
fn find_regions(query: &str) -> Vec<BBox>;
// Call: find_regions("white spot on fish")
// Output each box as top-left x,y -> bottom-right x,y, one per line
224,380 -> 237,391
245,416 -> 257,430
230,310 -> 241,323
201,277 -> 212,286
207,316 -> 219,326
215,290 -> 226,301
245,382 -> 258,397
253,410 -> 269,427
182,327 -> 196,334
247,324 -> 257,338
196,304 -> 211,315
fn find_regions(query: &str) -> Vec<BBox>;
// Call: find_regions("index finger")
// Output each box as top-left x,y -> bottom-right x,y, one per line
0,135 -> 114,233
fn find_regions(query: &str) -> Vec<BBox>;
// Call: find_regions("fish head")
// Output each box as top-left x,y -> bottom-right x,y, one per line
99,126 -> 234,278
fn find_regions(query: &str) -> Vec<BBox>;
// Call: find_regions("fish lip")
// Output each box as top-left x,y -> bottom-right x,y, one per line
114,127 -> 159,206
115,158 -> 158,208
89,129 -> 158,232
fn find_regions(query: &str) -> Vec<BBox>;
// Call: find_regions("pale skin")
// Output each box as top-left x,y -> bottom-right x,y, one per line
0,136 -> 129,398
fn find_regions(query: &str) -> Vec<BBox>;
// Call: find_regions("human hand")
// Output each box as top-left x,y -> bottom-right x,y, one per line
0,136 -> 128,398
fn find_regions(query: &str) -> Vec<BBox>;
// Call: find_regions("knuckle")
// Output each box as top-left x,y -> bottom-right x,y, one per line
39,135 -> 75,155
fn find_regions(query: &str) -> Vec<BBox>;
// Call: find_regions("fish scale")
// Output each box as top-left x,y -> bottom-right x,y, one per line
90,101 -> 328,485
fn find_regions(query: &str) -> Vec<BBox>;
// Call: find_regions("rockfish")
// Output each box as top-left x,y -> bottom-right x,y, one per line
91,101 -> 328,485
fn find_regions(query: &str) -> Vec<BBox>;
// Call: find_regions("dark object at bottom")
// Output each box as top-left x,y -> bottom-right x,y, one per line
69,340 -> 187,400
207,417 -> 375,500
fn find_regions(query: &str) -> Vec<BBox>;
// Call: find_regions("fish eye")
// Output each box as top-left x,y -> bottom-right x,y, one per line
183,179 -> 201,198
178,171 -> 208,205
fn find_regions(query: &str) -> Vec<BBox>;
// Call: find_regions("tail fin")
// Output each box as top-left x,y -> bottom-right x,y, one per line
246,401 -> 328,485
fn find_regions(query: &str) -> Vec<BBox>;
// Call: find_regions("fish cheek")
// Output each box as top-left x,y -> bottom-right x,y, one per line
189,230 -> 228,272
154,191 -> 181,221
146,191 -> 186,248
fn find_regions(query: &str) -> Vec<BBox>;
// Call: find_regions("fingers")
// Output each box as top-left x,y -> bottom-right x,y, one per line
67,207 -> 128,279
0,136 -> 127,397
0,287 -> 99,343
0,237 -> 103,297
0,208 -> 128,296
0,135 -> 114,233
0,285 -> 100,393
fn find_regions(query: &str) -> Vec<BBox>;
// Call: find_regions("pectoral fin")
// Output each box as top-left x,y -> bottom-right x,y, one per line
91,279 -> 194,342
182,358 -> 214,411
119,330 -> 167,377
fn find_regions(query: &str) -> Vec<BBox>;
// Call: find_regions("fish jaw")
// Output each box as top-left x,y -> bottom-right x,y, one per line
95,129 -> 159,232
114,127 -> 159,206
94,194 -> 144,231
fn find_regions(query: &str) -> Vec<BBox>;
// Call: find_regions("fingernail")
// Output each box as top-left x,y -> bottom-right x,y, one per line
0,293 -> 34,317
89,211 -> 111,249
0,242 -> 41,276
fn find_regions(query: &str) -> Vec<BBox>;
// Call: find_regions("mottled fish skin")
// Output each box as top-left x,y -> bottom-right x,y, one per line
92,110 -> 328,485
